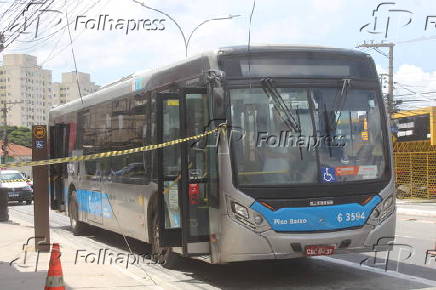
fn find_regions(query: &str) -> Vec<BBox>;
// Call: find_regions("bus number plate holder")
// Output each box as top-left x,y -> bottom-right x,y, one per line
304,245 -> 335,256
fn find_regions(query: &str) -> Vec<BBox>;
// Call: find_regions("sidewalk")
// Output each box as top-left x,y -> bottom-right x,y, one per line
0,209 -> 158,290
0,219 -> 47,289
396,199 -> 436,218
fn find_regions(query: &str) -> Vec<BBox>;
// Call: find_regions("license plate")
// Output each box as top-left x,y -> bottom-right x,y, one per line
304,245 -> 335,256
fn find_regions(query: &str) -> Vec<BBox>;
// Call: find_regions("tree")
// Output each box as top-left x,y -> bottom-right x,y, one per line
0,126 -> 32,147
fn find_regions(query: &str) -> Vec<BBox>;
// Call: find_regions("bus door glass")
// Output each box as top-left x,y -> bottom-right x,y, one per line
158,94 -> 183,246
183,89 -> 211,254
157,89 -> 212,253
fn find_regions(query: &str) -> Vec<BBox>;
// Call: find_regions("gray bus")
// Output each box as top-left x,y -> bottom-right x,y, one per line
49,45 -> 395,266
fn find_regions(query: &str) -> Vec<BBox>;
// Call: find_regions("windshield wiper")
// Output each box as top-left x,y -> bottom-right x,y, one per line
320,79 -> 351,158
333,78 -> 352,129
261,78 -> 301,133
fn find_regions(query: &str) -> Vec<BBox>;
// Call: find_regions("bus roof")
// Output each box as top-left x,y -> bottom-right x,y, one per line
49,45 -> 368,119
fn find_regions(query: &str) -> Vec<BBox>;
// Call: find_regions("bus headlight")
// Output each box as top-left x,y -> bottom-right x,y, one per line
227,197 -> 270,232
378,195 -> 395,225
231,202 -> 249,220
254,214 -> 264,225
367,195 -> 394,226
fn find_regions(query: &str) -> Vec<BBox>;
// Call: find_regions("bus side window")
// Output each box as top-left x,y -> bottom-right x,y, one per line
110,93 -> 149,185
80,102 -> 112,179
85,160 -> 97,176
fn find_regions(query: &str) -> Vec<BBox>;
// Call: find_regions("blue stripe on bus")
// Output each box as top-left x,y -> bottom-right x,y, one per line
251,196 -> 381,232
76,189 -> 113,218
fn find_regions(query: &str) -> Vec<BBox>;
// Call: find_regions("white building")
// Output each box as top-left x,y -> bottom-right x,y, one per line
0,54 -> 99,127
0,54 -> 52,127
52,72 -> 100,106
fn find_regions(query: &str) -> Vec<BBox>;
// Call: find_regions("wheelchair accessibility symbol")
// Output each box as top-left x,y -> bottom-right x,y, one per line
321,167 -> 336,183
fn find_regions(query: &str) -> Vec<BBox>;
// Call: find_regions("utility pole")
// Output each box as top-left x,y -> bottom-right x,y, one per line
0,32 -> 4,53
357,42 -> 395,116
1,101 -> 23,163
379,73 -> 389,107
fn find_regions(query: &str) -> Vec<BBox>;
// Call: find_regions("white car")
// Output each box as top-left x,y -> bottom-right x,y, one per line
0,170 -> 33,205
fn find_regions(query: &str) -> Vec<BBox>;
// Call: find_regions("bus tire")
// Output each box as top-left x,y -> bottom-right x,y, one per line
69,190 -> 88,235
150,209 -> 180,269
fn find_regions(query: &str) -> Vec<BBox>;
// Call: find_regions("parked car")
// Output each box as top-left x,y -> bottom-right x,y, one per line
0,170 -> 33,205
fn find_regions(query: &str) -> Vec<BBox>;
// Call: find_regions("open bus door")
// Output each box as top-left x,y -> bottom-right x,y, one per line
157,89 -> 211,256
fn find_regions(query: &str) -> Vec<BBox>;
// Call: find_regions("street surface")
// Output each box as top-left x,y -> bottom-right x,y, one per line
1,204 -> 435,290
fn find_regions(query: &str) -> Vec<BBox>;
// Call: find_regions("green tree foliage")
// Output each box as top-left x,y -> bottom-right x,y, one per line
0,126 -> 32,148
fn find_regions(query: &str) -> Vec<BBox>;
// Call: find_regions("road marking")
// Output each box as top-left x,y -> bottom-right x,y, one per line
319,256 -> 436,287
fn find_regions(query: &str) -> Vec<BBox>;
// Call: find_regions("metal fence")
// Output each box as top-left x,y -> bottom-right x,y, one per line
394,141 -> 436,199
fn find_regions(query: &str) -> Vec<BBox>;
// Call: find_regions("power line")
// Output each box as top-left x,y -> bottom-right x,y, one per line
396,34 -> 436,45
394,83 -> 436,104
3,0 -> 83,52
395,91 -> 436,97
357,42 -> 395,115
64,0 -> 82,104
0,0 -> 30,29
131,0 -> 240,57
39,0 -> 107,66
2,0 -> 56,51
0,0 -> 22,25
2,0 -> 42,43
373,47 -> 388,58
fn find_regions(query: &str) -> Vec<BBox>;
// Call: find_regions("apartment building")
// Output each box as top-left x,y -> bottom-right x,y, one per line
0,54 -> 99,127
0,54 -> 52,127
52,72 -> 100,106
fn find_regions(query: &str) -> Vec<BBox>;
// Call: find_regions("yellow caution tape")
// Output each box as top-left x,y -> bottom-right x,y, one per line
0,178 -> 31,183
0,124 -> 227,169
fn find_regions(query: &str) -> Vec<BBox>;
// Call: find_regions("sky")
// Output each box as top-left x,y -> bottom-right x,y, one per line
1,0 -> 436,109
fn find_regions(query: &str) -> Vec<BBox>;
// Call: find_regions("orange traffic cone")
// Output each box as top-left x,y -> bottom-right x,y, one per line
44,243 -> 65,290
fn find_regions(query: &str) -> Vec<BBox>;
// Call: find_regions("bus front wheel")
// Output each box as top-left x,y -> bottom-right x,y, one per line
69,190 -> 88,235
151,210 -> 180,268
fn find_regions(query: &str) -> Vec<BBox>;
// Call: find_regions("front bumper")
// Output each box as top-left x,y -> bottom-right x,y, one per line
219,211 -> 396,263
5,190 -> 33,202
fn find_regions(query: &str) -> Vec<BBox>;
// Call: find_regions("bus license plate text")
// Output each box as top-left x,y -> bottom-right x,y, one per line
304,245 -> 335,256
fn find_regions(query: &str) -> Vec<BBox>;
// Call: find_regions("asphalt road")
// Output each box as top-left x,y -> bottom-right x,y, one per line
8,204 -> 436,290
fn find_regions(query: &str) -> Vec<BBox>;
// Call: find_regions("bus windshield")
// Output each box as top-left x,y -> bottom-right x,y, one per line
230,87 -> 387,186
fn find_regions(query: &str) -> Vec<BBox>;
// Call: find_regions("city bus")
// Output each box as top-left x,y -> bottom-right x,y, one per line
49,45 -> 395,266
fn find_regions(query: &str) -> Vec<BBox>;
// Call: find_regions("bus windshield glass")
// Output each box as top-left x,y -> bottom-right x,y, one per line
230,87 -> 386,186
